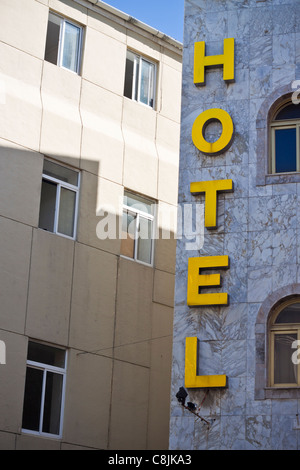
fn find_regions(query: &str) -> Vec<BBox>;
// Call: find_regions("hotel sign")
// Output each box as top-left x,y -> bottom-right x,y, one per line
185,38 -> 235,389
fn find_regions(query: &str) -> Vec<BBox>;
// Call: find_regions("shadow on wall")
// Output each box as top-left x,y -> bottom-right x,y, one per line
0,144 -> 176,450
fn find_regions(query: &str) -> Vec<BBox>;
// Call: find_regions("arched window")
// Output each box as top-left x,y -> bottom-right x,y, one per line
270,101 -> 300,174
269,300 -> 300,387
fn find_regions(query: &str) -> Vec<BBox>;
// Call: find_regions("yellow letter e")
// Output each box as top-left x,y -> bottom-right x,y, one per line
187,255 -> 229,307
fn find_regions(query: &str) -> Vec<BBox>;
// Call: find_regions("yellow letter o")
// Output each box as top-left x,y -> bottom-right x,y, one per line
192,108 -> 234,155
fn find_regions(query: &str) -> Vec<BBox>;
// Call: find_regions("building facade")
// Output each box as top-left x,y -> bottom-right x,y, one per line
0,0 -> 182,450
170,0 -> 300,450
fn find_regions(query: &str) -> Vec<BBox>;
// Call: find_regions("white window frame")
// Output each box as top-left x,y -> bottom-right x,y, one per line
46,12 -> 83,75
121,193 -> 156,267
22,344 -> 67,439
125,50 -> 157,109
40,159 -> 80,241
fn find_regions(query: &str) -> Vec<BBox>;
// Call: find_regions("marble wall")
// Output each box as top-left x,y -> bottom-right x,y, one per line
170,0 -> 300,450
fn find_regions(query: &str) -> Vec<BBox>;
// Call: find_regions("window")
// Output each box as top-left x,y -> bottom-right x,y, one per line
39,159 -> 80,240
44,12 -> 83,74
22,341 -> 67,438
269,300 -> 300,387
270,101 -> 300,174
124,50 -> 156,108
120,191 -> 155,265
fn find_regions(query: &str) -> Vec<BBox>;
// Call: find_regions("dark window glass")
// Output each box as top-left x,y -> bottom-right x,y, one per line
22,343 -> 66,436
39,160 -> 79,238
124,51 -> 135,99
275,128 -> 297,173
123,51 -> 155,108
38,179 -> 57,232
275,303 -> 300,324
44,13 -> 82,74
44,13 -> 60,65
22,367 -> 43,432
42,372 -> 63,435
275,103 -> 300,121
43,160 -> 78,186
28,342 -> 65,368
134,59 -> 140,101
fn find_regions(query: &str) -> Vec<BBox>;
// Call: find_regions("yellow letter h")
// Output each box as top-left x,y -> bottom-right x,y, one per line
194,38 -> 235,86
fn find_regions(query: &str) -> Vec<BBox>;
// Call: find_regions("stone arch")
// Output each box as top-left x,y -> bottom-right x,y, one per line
255,83 -> 294,186
255,284 -> 300,399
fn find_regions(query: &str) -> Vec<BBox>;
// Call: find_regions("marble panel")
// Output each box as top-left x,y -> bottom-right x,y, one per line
220,377 -> 246,415
222,303 -> 248,340
249,66 -> 272,99
248,196 -> 273,231
272,263 -> 297,292
272,5 -> 296,35
247,303 -> 262,339
224,198 -> 248,233
172,0 -> 300,451
245,415 -> 272,449
250,35 -> 273,67
169,417 -> 195,450
248,230 -> 272,268
222,340 -> 247,378
194,417 -> 220,450
272,228 -> 297,265
273,33 -> 296,67
247,266 -> 273,302
220,415 -> 246,449
271,414 -> 298,449
249,8 -> 273,39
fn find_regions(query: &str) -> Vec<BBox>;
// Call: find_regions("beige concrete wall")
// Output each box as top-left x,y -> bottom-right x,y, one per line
0,0 -> 182,450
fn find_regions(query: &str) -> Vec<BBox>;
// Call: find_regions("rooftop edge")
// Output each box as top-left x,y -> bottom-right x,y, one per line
84,0 -> 183,51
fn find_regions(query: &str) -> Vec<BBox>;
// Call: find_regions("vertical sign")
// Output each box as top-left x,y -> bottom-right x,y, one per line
184,38 -> 235,389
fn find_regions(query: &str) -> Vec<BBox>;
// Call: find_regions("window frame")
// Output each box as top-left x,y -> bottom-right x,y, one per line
39,159 -> 80,241
45,11 -> 83,75
269,101 -> 300,175
124,50 -> 157,109
121,191 -> 156,267
268,299 -> 300,388
22,342 -> 67,440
